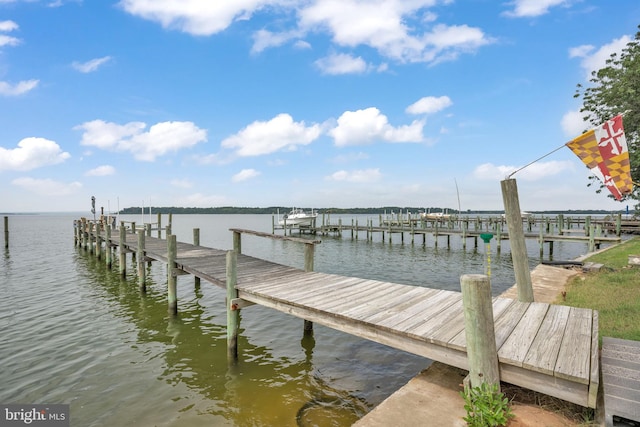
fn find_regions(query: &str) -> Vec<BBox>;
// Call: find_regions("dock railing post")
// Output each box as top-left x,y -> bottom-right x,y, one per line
167,234 -> 178,315
137,230 -> 146,292
461,274 -> 500,390
233,230 -> 241,254
226,250 -> 239,362
500,178 -> 534,302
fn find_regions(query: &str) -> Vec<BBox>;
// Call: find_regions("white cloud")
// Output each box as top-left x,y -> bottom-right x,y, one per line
72,56 -> 112,73
329,107 -> 424,146
331,151 -> 369,163
561,110 -> 588,137
12,177 -> 82,196
0,20 -> 19,32
502,0 -> 571,18
570,35 -> 632,80
118,0 -> 276,36
251,29 -> 301,54
232,168 -> 260,182
325,168 -> 381,183
300,2 -> 492,64
85,165 -> 115,176
0,80 -> 39,96
0,137 -> 70,171
473,160 -> 574,181
0,20 -> 20,47
315,53 -> 368,75
221,113 -> 321,156
0,34 -> 20,47
75,119 -> 207,161
121,0 -> 493,65
406,96 -> 452,115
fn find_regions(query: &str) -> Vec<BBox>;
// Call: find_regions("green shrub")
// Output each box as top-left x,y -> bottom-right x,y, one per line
461,382 -> 514,427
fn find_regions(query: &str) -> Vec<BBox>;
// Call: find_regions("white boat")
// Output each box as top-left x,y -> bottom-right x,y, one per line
278,208 -> 318,226
420,210 -> 451,220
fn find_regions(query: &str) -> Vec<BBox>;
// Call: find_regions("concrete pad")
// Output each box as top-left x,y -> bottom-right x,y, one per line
353,362 -> 468,427
499,264 -> 580,303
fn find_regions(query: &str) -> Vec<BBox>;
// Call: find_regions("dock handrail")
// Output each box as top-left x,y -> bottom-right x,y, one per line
229,228 -> 321,245
230,228 -> 320,274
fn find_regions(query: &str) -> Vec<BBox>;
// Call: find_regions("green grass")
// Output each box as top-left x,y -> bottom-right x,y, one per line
562,237 -> 640,341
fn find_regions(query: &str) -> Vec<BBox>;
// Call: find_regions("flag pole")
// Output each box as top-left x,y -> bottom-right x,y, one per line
507,143 -> 566,178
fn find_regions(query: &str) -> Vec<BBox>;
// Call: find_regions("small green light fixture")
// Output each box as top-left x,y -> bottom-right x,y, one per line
480,233 -> 494,277
480,233 -> 493,244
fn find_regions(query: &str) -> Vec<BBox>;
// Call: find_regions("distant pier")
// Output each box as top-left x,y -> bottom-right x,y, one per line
273,212 -> 624,255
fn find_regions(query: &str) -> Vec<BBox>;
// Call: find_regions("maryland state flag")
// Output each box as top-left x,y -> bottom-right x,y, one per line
566,115 -> 633,201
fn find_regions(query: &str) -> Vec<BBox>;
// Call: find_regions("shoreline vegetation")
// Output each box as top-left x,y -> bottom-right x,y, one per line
562,237 -> 640,341
116,206 -> 630,215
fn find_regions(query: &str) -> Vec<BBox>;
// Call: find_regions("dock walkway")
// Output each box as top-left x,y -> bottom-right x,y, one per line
81,224 -> 599,409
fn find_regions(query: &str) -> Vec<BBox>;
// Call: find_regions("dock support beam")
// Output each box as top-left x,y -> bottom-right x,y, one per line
501,178 -> 534,302
227,250 -> 239,361
167,234 -> 178,315
461,274 -> 500,389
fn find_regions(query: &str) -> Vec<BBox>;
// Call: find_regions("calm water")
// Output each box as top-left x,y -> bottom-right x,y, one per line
0,213 -> 607,426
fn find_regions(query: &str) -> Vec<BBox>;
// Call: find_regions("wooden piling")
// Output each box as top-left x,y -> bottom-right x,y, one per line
194,228 -> 201,288
105,225 -> 112,268
303,242 -> 315,333
119,222 -> 126,277
226,250 -> 239,361
88,222 -> 95,254
81,218 -> 88,250
461,274 -> 500,389
95,222 -> 102,259
500,178 -> 534,302
3,216 -> 8,249
167,234 -> 178,315
137,230 -> 146,291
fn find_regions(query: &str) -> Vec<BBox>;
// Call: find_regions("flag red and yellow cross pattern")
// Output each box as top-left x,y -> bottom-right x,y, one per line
566,114 -> 634,201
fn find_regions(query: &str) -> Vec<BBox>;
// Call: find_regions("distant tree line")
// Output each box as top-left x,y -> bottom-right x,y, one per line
118,206 -> 625,215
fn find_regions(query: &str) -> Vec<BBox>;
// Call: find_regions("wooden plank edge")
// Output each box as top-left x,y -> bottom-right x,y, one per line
588,310 -> 599,409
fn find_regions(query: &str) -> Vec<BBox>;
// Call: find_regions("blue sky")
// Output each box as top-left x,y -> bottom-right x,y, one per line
1,0 -> 639,213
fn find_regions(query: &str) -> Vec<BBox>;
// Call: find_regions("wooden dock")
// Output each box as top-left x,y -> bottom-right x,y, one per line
75,220 -> 600,410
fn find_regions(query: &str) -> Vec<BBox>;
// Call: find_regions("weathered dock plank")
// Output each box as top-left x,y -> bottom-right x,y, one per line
498,302 -> 549,366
